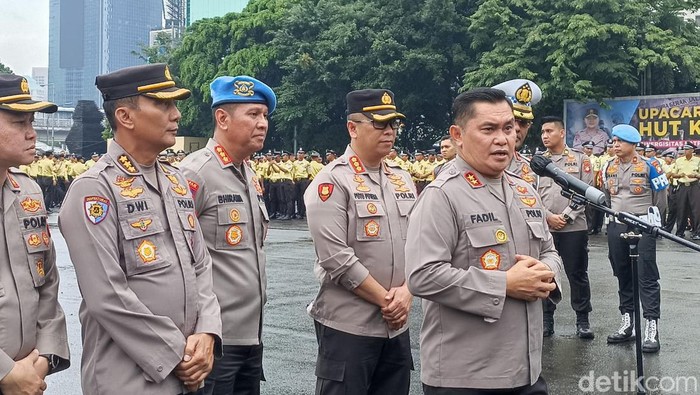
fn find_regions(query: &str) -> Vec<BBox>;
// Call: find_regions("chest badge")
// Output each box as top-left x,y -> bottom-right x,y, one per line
130,218 -> 153,232
136,240 -> 157,263
353,175 -> 371,192
364,220 -> 380,237
226,225 -> 243,246
20,197 -> 42,213
494,229 -> 508,244
480,249 -> 501,270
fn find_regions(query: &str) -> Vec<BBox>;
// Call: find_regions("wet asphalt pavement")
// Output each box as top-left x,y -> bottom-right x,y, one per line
44,215 -> 700,394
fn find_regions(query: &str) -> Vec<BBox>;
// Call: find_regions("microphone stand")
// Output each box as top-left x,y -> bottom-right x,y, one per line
561,189 -> 700,395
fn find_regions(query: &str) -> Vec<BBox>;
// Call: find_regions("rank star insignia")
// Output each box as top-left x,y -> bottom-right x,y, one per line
495,229 -> 508,244
120,186 -> 144,199
480,249 -> 501,270
130,218 -> 153,231
516,185 -> 529,195
118,155 -> 138,174
27,233 -> 41,247
520,197 -> 537,207
464,171 -> 484,188
318,183 -> 334,202
214,145 -> 232,165
36,259 -> 45,277
136,240 -> 157,263
172,185 -> 188,196
367,203 -> 378,214
349,156 -> 366,174
20,197 -> 42,212
364,220 -> 380,237
229,208 -> 241,222
226,225 -> 243,246
84,196 -> 110,224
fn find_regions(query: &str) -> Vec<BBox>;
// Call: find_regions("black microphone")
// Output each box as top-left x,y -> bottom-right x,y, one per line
530,155 -> 606,205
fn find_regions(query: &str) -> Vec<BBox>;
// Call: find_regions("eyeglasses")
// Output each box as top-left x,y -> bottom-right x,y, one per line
516,119 -> 532,127
350,118 -> 402,131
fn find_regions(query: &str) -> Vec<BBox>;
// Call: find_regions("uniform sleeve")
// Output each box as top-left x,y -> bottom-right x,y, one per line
304,172 -> 369,290
405,187 -> 507,320
535,211 -> 563,304
35,240 -> 70,374
58,177 -> 187,383
0,349 -> 14,381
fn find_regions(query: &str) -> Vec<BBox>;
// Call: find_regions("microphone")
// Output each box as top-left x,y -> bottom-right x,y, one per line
530,155 -> 606,205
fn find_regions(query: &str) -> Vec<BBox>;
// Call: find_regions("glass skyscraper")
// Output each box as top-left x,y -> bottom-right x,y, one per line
48,0 -> 162,106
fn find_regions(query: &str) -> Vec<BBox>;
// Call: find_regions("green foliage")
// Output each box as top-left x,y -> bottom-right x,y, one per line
132,31 -> 177,64
0,61 -> 12,74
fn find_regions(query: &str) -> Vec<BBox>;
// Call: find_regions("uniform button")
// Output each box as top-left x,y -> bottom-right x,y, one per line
157,366 -> 163,372
493,298 -> 500,305
450,169 -> 457,175
204,152 -> 210,157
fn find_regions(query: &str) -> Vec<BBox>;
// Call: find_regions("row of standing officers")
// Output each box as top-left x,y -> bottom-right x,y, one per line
0,63 -> 688,395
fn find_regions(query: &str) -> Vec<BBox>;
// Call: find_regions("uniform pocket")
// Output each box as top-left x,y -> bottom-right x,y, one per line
629,178 -> 648,195
355,201 -> 386,241
21,227 -> 52,287
315,356 -> 345,382
396,200 -> 414,240
215,204 -> 250,249
119,216 -> 172,276
464,223 -> 510,271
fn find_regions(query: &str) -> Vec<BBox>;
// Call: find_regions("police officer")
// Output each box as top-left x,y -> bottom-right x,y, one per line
433,134 -> 457,176
308,151 -> 324,180
493,79 -> 542,188
293,148 -> 311,219
0,74 -> 70,395
602,124 -> 668,353
538,116 -> 595,339
305,89 -> 416,395
660,149 -> 679,232
406,88 -> 561,394
59,63 -> 223,393
411,150 -> 429,194
179,75 -> 273,395
269,151 -> 294,219
670,142 -> 700,239
325,149 -> 337,164
573,109 -> 608,154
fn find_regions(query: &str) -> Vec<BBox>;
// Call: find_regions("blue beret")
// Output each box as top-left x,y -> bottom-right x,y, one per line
611,124 -> 641,144
210,75 -> 276,113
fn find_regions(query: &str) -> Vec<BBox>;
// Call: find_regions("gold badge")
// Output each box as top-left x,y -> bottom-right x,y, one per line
42,232 -> 50,246
118,155 -> 138,174
516,185 -> 528,195
480,249 -> 501,270
20,78 -> 29,93
136,240 -> 157,263
367,203 -> 378,214
520,197 -> 537,207
166,174 -> 180,185
353,175 -> 371,192
349,156 -> 366,173
114,175 -> 136,188
364,220 -> 380,237
229,208 -> 241,222
495,229 -> 508,244
464,171 -> 484,188
188,213 -> 195,229
172,185 -> 188,196
27,233 -> 41,247
252,176 -> 264,195
632,186 -> 643,194
233,80 -> 255,97
214,145 -> 232,165
36,259 -> 45,277
381,92 -> 392,104
226,225 -> 243,246
120,186 -> 144,198
164,65 -> 172,80
20,197 -> 42,212
515,83 -> 532,104
130,218 -> 153,231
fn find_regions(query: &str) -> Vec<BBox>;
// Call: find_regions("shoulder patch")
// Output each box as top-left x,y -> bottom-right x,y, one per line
318,183 -> 334,201
84,196 -> 111,224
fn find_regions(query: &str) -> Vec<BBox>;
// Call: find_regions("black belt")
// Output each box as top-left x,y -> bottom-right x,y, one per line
680,180 -> 698,187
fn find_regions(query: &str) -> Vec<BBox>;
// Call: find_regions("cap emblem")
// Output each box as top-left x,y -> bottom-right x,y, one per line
234,80 -> 255,97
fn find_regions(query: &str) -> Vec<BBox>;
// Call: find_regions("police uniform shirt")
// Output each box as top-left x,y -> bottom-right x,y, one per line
304,145 -> 417,338
671,155 -> 700,184
508,152 -> 537,188
573,130 -> 608,155
279,160 -> 294,180
179,139 -> 269,346
293,158 -> 311,180
58,142 -> 222,394
404,157 -> 562,389
602,154 -> 669,215
0,170 -> 69,377
537,148 -> 594,232
308,160 -> 324,180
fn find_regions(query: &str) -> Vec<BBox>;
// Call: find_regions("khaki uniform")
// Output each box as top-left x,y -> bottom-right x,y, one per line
573,129 -> 608,155
508,151 -> 537,188
304,145 -> 417,338
538,148 -> 594,233
0,170 -> 69,378
308,161 -> 324,180
670,155 -> 700,235
179,139 -> 269,345
59,142 -> 222,395
405,156 -> 562,389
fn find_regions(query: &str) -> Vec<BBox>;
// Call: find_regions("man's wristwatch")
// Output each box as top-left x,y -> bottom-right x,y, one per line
41,354 -> 60,374
562,214 -> 573,224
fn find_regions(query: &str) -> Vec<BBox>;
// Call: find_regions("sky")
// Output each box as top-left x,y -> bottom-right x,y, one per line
0,0 -> 49,76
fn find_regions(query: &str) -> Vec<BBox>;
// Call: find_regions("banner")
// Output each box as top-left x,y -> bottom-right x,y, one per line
564,93 -> 700,153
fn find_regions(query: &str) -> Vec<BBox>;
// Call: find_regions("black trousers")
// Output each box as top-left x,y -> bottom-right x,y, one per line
268,182 -> 281,216
676,183 -> 700,234
607,222 -> 661,319
314,321 -> 412,395
278,180 -> 296,217
195,344 -> 264,395
295,179 -> 310,217
543,231 -> 592,316
585,205 -> 603,232
663,185 -> 678,230
262,180 -> 272,214
423,376 -> 548,395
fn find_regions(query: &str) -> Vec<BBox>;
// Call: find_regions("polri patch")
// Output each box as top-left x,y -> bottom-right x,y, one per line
84,196 -> 110,225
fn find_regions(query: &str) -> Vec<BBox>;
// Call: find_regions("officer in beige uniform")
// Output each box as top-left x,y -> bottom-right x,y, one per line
670,142 -> 700,238
293,148 -> 311,219
406,88 -> 562,394
0,74 -> 70,395
538,116 -> 595,339
493,79 -> 542,188
305,89 -> 416,395
602,124 -> 668,353
179,75 -> 273,395
59,64 -> 222,394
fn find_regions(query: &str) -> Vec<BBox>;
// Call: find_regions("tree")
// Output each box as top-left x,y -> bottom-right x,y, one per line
465,0 -> 700,148
0,61 -> 12,74
132,31 -> 177,64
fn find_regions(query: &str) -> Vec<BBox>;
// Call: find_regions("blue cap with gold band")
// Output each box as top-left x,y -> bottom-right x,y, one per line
346,89 -> 405,122
210,75 -> 276,114
611,124 -> 642,144
0,74 -> 57,113
96,63 -> 190,101
491,79 -> 542,120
